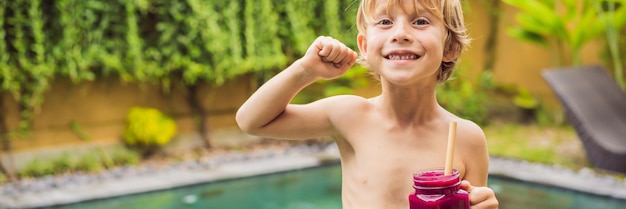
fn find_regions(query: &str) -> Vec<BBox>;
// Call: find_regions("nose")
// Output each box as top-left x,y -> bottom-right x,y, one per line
391,21 -> 412,43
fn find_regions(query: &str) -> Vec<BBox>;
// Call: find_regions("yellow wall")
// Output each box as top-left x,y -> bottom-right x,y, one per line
3,76 -> 253,153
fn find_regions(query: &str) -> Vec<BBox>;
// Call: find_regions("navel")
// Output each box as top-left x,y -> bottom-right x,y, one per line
360,176 -> 368,185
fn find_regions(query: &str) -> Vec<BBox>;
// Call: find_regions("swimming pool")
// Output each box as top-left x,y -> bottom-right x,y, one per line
48,164 -> 626,209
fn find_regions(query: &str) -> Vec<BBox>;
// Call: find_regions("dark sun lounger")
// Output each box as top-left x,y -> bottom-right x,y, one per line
542,65 -> 626,174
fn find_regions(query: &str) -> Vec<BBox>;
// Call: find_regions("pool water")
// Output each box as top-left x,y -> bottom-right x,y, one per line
48,164 -> 626,209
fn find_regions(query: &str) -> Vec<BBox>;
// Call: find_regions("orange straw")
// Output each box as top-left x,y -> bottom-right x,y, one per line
444,121 -> 457,176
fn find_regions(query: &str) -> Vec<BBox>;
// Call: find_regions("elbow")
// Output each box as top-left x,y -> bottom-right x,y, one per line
235,109 -> 258,134
235,110 -> 250,133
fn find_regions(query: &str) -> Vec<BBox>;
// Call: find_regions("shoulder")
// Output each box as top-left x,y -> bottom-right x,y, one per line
454,119 -> 487,151
316,94 -> 370,103
440,108 -> 486,143
457,119 -> 486,143
440,110 -> 486,152
314,94 -> 372,110
314,94 -> 374,122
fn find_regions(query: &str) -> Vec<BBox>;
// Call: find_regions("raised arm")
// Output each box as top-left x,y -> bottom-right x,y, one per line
235,36 -> 358,140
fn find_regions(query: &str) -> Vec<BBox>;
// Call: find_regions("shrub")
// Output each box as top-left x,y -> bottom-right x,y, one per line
52,153 -> 77,173
0,172 -> 5,184
75,154 -> 103,173
437,71 -> 489,125
111,148 -> 141,166
19,158 -> 55,178
123,107 -> 177,149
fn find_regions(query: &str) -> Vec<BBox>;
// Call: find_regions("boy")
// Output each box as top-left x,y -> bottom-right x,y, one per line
236,0 -> 499,208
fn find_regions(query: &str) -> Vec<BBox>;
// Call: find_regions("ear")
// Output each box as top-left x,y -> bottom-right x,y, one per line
357,33 -> 367,57
443,51 -> 458,62
443,42 -> 460,62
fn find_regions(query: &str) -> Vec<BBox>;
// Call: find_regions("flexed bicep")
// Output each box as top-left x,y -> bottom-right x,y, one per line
247,100 -> 335,140
236,36 -> 355,141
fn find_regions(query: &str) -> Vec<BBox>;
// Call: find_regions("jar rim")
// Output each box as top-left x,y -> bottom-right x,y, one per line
413,168 -> 461,189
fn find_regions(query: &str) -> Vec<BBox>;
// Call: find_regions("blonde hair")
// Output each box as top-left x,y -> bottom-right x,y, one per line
356,0 -> 470,83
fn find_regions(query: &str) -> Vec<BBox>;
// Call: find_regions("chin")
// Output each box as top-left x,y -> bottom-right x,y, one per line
381,75 -> 416,86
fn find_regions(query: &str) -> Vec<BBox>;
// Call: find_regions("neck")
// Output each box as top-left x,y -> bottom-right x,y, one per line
375,81 -> 442,127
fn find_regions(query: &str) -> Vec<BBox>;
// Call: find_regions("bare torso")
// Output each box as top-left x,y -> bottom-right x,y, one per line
328,95 -> 474,209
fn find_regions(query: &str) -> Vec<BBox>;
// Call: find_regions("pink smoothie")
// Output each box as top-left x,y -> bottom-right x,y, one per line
408,169 -> 469,209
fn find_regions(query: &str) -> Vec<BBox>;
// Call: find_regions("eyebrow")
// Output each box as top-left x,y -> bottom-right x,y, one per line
372,7 -> 435,20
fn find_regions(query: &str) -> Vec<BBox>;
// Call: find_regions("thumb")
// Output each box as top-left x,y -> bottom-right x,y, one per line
459,180 -> 473,193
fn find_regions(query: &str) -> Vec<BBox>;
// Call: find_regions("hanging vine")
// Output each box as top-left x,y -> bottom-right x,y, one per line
0,0 -> 361,143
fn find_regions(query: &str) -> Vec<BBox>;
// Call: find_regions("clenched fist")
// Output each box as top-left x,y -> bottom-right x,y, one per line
298,36 -> 359,80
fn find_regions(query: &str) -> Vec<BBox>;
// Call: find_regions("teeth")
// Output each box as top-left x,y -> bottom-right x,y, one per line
387,54 -> 418,60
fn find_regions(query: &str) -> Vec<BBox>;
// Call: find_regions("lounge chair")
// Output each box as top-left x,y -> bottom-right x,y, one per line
542,65 -> 626,174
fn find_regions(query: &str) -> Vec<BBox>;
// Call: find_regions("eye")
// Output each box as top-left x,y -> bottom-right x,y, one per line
414,18 -> 429,25
378,19 -> 392,25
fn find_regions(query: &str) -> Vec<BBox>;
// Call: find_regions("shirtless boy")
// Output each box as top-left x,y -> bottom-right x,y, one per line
236,0 -> 499,208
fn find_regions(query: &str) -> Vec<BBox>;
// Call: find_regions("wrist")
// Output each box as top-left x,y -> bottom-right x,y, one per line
290,59 -> 319,85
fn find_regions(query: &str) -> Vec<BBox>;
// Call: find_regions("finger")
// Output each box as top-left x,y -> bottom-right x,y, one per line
470,199 -> 499,209
310,36 -> 327,54
469,187 -> 499,209
323,43 -> 343,62
469,194 -> 499,209
333,48 -> 349,64
335,49 -> 359,69
469,187 -> 489,205
339,50 -> 357,67
317,37 -> 335,57
460,180 -> 473,193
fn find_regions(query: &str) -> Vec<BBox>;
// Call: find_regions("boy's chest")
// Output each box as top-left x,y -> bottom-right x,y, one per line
336,129 -> 467,209
336,122 -> 467,183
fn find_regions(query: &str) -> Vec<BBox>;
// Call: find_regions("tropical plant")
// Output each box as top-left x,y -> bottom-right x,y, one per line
478,0 -> 503,73
503,0 -> 626,67
595,1 -> 626,90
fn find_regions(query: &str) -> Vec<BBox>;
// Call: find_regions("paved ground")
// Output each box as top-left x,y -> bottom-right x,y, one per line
1,143 -> 625,209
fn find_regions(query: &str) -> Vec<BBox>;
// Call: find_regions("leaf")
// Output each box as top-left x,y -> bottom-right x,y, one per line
507,28 -> 548,46
515,14 -> 552,36
513,88 -> 538,109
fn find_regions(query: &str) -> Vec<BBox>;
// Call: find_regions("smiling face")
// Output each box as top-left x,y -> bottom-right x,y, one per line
356,0 -> 469,84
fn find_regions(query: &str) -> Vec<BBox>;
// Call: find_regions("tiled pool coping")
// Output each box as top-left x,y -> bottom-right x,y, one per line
0,143 -> 625,209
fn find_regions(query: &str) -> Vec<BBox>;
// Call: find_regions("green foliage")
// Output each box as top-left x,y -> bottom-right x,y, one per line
485,123 -> 584,168
503,0 -> 626,123
0,0 -> 360,133
75,154 -> 104,173
293,64 -> 372,104
0,172 -> 5,184
110,148 -> 141,166
437,71 -> 489,125
19,158 -> 55,178
70,121 -> 91,141
596,1 -> 626,90
513,87 -> 538,109
52,153 -> 77,174
503,0 -> 626,67
123,107 -> 176,148
17,148 -> 141,178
